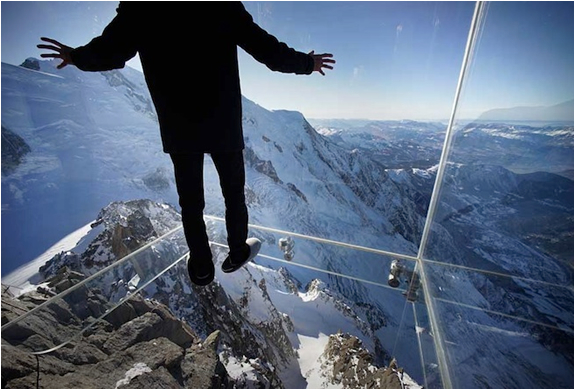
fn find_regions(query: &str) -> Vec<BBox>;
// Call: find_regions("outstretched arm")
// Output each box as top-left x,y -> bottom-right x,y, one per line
309,51 -> 335,76
234,3 -> 336,75
37,37 -> 74,69
38,2 -> 138,72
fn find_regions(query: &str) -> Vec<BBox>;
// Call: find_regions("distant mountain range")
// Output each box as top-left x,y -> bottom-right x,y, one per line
477,100 -> 574,124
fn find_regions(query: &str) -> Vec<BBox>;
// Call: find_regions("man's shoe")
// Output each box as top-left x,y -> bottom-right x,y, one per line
187,254 -> 215,286
221,238 -> 261,273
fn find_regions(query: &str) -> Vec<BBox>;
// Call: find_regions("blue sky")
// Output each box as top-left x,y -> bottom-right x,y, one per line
1,1 -> 573,121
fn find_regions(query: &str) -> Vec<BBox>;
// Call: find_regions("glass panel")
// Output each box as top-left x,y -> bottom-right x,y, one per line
207,217 -> 433,387
426,261 -> 573,331
435,297 -> 574,389
425,260 -> 574,380
421,1 -> 574,388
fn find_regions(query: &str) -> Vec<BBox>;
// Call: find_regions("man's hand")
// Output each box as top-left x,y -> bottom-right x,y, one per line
309,51 -> 335,76
37,37 -> 74,69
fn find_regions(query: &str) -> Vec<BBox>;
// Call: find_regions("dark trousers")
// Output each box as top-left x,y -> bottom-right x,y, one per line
170,150 -> 248,260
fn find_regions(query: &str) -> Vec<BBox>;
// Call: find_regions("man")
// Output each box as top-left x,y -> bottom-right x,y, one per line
38,2 -> 335,286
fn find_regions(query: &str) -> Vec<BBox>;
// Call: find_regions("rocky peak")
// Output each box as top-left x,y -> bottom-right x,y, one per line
320,332 -> 421,389
94,199 -> 181,234
20,58 -> 40,71
39,200 -> 181,279
304,278 -> 326,299
42,266 -> 86,295
187,279 -> 286,388
1,125 -> 31,176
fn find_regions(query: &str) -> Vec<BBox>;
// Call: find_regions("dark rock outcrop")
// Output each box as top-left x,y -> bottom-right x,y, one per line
142,167 -> 171,192
1,286 -> 234,389
1,126 -> 31,175
244,146 -> 283,184
20,58 -> 40,71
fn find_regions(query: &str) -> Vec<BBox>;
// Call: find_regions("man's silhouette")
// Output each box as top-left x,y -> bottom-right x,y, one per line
38,2 -> 335,286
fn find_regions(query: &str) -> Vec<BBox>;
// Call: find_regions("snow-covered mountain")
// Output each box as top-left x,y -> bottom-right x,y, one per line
2,58 -> 420,275
2,58 -> 573,388
2,58 -> 426,387
312,119 -> 573,387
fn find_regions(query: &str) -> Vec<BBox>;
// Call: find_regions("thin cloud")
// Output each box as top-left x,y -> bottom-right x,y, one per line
394,24 -> 403,54
433,17 -> 440,28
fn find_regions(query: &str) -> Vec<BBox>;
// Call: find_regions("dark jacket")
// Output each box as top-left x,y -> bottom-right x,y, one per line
71,2 -> 314,153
